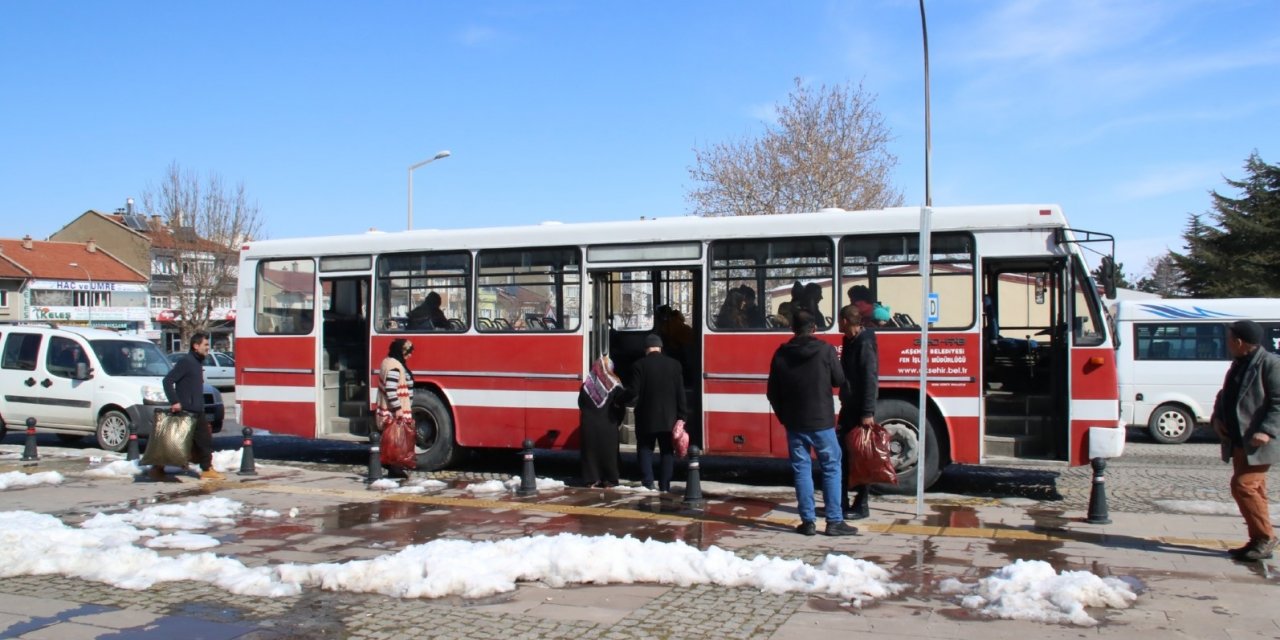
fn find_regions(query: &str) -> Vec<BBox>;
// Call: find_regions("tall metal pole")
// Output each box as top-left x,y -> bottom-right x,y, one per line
915,0 -> 933,519
69,262 -> 92,328
407,150 -> 452,230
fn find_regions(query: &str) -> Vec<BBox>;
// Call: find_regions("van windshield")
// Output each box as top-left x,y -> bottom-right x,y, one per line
89,340 -> 173,377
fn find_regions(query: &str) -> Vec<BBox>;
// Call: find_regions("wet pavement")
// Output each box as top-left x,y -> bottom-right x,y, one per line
1,444 -> 1279,639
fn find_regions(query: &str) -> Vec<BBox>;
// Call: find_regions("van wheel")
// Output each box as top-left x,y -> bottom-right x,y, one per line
1148,404 -> 1194,444
412,391 -> 460,470
96,410 -> 131,452
872,399 -> 942,495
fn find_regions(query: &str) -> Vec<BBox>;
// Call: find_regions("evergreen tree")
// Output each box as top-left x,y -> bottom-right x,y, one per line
1172,152 -> 1280,297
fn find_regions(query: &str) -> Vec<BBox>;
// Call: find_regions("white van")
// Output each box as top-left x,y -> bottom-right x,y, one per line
0,323 -> 224,451
1113,299 -> 1280,443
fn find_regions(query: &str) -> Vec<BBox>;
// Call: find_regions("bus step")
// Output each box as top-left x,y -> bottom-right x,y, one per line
984,434 -> 1045,457
984,415 -> 1048,436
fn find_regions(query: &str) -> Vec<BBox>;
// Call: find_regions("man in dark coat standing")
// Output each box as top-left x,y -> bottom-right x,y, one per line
838,302 -> 878,519
767,310 -> 857,537
631,333 -> 688,492
1212,320 -> 1280,561
157,332 -> 223,481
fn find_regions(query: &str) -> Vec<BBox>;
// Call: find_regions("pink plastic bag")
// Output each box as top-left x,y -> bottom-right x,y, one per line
672,420 -> 689,459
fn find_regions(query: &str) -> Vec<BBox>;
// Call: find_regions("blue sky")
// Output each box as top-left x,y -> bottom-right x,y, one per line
1,0 -> 1276,279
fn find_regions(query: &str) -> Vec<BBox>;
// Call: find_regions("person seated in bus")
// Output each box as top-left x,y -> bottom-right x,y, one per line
773,301 -> 795,329
407,291 -> 448,330
792,281 -> 827,327
739,285 -> 766,328
715,289 -> 748,329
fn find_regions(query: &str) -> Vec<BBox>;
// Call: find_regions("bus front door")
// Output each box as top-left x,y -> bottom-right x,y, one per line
981,259 -> 1070,460
318,276 -> 372,438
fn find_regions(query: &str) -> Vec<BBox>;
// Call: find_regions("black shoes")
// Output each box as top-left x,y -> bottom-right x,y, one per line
1241,537 -> 1278,561
1228,538 -> 1258,560
796,521 -> 817,536
825,521 -> 859,536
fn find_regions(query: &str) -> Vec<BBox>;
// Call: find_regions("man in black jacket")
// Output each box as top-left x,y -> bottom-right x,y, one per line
838,303 -> 879,519
631,333 -> 688,492
156,332 -> 223,481
767,310 -> 856,536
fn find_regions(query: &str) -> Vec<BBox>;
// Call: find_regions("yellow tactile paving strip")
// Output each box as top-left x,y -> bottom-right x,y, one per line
225,480 -> 1234,551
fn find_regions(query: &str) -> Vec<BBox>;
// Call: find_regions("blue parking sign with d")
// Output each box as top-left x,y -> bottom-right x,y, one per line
927,293 -> 940,324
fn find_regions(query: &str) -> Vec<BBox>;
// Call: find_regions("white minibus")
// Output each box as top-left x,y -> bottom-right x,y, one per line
1113,298 -> 1280,443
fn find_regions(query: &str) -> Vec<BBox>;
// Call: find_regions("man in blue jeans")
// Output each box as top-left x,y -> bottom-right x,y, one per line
767,310 -> 858,536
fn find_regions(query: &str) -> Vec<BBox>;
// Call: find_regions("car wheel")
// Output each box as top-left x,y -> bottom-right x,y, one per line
412,391 -> 461,470
1148,404 -> 1195,444
96,409 -> 131,452
871,398 -> 942,495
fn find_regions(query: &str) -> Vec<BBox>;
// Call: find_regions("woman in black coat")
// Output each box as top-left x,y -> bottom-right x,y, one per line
579,356 -> 626,487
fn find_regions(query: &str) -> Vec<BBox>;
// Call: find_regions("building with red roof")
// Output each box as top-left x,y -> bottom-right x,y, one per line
0,235 -> 149,331
50,201 -> 237,351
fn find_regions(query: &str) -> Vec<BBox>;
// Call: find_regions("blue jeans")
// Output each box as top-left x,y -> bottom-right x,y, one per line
787,427 -> 844,523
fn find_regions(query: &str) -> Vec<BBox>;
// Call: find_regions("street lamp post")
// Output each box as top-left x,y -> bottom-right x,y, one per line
68,262 -> 93,328
407,150 -> 451,230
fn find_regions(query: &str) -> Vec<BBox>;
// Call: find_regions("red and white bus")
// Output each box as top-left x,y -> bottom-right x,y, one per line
234,204 -> 1120,492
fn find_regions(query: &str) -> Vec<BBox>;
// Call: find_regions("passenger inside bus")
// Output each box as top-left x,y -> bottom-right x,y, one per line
407,291 -> 448,330
715,289 -> 748,329
738,285 -> 766,328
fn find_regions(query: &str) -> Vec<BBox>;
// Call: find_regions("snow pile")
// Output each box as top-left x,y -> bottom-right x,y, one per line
504,476 -> 565,492
0,503 -> 298,596
940,559 -> 1137,626
0,471 -> 64,490
466,480 -> 508,494
369,479 -> 399,490
146,532 -> 221,550
84,459 -> 143,479
82,496 -> 243,531
211,448 -> 244,472
370,478 -> 448,494
278,533 -> 901,604
250,509 -> 282,518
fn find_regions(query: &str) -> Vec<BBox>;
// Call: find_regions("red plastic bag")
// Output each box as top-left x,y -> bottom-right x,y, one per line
672,420 -> 690,459
846,423 -> 897,486
379,410 -> 418,469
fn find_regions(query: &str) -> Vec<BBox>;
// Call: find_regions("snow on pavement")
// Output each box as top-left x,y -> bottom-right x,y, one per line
939,559 -> 1138,626
0,470 -> 64,490
0,495 -> 905,605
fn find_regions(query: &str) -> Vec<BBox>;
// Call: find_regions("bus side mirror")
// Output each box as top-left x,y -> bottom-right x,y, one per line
1099,256 -> 1118,300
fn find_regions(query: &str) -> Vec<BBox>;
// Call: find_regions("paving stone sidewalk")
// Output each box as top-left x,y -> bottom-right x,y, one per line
1,448 -> 1278,639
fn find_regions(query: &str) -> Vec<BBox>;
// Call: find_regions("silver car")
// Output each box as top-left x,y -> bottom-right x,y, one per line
167,351 -> 235,390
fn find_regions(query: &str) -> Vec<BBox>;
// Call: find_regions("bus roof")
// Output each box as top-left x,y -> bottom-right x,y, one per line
242,204 -> 1070,259
1112,298 -> 1280,322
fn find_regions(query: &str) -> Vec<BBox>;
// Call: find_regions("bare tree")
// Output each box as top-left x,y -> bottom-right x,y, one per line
687,78 -> 903,217
141,162 -> 264,347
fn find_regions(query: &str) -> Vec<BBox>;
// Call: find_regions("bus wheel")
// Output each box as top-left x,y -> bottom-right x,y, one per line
411,391 -> 459,470
1148,404 -> 1194,444
873,399 -> 941,496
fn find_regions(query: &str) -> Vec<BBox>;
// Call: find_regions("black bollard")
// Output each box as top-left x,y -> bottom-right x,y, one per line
21,417 -> 39,462
238,427 -> 258,476
517,439 -> 538,497
1086,457 -> 1112,524
682,445 -> 705,509
366,429 -> 383,483
125,420 -> 140,461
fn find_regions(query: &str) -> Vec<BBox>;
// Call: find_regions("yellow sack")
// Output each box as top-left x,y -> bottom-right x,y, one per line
141,410 -> 196,468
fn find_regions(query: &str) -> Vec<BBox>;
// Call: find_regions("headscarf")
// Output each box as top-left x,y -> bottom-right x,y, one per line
388,338 -> 413,369
582,355 -> 622,408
